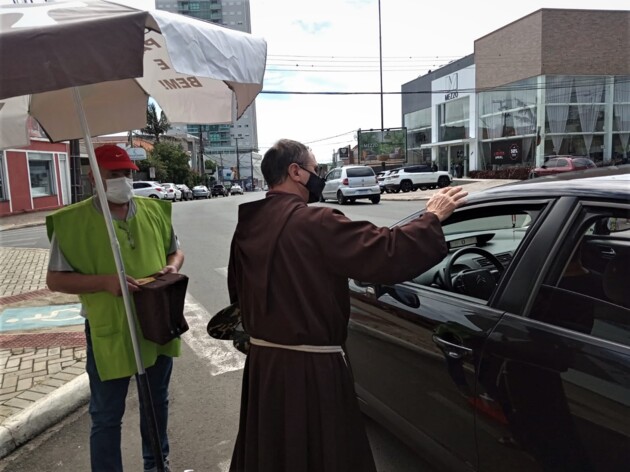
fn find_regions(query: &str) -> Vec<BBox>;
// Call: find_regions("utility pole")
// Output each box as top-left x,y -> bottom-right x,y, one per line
233,136 -> 241,184
250,150 -> 254,190
378,0 -> 384,131
198,129 -> 204,176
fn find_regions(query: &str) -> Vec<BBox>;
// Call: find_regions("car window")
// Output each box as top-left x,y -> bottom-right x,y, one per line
410,204 -> 544,302
557,159 -> 569,167
346,167 -> 375,178
531,206 -> 630,347
544,159 -> 558,168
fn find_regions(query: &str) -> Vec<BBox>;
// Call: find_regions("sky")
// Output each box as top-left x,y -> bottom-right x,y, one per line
65,0 -> 630,162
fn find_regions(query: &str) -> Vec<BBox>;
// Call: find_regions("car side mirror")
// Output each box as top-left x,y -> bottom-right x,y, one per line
541,165 -> 547,169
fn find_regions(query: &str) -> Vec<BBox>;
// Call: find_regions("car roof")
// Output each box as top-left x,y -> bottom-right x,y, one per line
469,166 -> 630,204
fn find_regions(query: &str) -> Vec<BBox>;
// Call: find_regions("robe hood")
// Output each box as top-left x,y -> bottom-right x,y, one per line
231,192 -> 305,315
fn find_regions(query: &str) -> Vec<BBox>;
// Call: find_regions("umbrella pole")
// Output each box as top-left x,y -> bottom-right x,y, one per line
71,88 -> 166,472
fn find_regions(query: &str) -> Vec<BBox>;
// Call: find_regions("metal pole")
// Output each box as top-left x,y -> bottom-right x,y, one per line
235,137 -> 240,185
71,87 -> 165,472
250,150 -> 254,190
378,0 -> 384,130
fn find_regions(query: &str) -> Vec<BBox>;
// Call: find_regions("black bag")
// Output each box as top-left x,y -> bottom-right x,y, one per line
133,272 -> 189,345
207,302 -> 250,354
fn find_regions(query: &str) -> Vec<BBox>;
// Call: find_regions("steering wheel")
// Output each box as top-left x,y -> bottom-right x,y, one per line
443,247 -> 505,299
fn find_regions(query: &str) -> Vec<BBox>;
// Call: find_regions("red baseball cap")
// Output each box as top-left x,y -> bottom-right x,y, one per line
94,144 -> 139,171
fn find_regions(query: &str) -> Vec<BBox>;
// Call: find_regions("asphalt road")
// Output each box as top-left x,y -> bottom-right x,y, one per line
1,193 -> 435,472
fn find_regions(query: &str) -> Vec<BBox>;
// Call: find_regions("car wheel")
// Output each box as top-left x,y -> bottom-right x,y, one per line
319,193 -> 326,203
149,194 -> 159,198
393,189 -> 400,193
437,176 -> 450,188
348,198 -> 356,204
337,191 -> 347,205
400,180 -> 413,192
370,195 -> 380,204
529,172 -> 537,179
419,185 -> 428,191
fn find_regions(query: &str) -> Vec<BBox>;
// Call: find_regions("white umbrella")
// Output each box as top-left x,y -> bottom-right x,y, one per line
0,2 -> 267,469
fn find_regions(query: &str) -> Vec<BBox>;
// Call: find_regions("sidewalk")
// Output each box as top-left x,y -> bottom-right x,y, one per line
0,178 -> 516,460
0,209 -> 88,458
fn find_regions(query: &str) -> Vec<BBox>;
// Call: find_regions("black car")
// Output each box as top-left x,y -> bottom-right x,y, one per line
211,184 -> 229,197
347,167 -> 630,471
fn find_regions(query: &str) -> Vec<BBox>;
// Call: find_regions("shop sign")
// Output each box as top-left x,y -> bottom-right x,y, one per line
491,140 -> 522,165
445,73 -> 459,101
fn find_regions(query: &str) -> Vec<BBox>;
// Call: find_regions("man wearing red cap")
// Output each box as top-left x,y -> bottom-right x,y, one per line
45,144 -> 184,472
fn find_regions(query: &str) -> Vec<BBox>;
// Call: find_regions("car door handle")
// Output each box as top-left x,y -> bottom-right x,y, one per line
432,335 -> 473,359
599,247 -> 616,257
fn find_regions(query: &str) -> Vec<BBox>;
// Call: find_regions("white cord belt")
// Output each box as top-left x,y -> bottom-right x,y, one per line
249,337 -> 343,354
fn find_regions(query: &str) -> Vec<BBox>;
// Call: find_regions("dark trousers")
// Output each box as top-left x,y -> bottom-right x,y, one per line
85,322 -> 173,472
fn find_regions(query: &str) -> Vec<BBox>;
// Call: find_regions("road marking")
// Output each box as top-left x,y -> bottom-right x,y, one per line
182,294 -> 245,376
214,266 -> 228,278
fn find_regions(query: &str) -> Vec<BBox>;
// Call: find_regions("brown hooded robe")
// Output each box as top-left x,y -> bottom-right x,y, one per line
228,192 -> 447,472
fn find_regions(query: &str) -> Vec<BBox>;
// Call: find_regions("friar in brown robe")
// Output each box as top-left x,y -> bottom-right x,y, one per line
227,139 -> 467,472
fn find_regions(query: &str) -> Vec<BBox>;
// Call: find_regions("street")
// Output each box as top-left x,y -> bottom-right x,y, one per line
1,194 -> 434,472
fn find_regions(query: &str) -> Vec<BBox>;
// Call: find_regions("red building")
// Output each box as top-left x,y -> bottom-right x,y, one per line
0,139 -> 71,216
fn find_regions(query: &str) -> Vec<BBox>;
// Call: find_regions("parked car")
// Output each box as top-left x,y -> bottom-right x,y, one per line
161,183 -> 182,201
230,184 -> 244,195
176,184 -> 193,201
376,170 -> 393,194
211,184 -> 229,197
384,164 -> 451,193
132,181 -> 167,199
321,165 -> 380,205
346,167 -> 630,472
192,185 -> 210,199
529,155 -> 596,178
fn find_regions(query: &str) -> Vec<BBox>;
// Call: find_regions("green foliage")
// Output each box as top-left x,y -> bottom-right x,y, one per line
468,167 -> 532,180
140,142 -> 197,186
142,103 -> 170,143
204,159 -> 217,173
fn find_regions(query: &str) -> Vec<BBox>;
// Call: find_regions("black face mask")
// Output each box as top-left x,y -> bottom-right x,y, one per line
300,167 -> 326,203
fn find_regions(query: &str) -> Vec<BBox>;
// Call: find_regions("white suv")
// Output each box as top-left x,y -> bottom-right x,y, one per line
132,181 -> 167,199
321,165 -> 380,205
384,165 -> 452,193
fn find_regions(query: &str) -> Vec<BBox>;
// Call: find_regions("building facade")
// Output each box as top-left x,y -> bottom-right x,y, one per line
402,9 -> 630,175
0,140 -> 70,216
155,0 -> 259,184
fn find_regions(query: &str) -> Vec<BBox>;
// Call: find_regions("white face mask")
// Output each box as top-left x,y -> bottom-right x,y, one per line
105,177 -> 134,204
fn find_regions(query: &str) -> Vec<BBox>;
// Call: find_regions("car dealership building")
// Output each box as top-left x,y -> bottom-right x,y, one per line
402,8 -> 630,175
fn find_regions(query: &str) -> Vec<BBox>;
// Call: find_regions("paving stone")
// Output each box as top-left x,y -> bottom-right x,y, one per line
2,376 -> 17,389
18,390 -> 45,402
43,378 -> 65,387
63,366 -> 85,376
33,361 -> 46,371
31,384 -> 55,394
5,397 -> 33,409
49,363 -> 62,374
53,372 -> 76,382
5,358 -> 20,369
16,378 -> 33,391
19,358 -> 33,370
48,347 -> 61,356
0,391 -> 19,402
0,405 -> 21,419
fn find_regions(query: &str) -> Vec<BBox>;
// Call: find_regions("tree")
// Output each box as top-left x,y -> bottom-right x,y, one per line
142,103 -> 170,143
204,159 -> 217,174
140,142 -> 196,186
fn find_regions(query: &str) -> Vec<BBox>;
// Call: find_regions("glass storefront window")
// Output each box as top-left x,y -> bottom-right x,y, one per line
28,153 -> 55,197
479,78 -> 537,141
438,96 -> 469,141
405,108 -> 432,146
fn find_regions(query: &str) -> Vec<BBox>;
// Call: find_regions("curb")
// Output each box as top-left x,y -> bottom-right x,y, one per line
0,222 -> 46,233
0,373 -> 90,459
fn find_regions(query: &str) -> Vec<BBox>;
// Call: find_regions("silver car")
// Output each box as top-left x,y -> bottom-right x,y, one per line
321,165 -> 380,205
